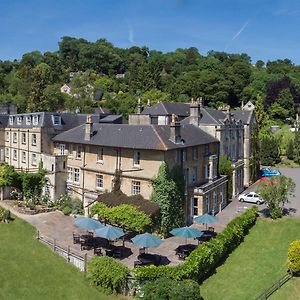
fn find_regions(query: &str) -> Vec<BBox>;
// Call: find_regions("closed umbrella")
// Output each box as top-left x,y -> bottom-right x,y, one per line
170,226 -> 203,244
95,225 -> 125,240
74,216 -> 103,231
131,233 -> 162,249
193,213 -> 219,229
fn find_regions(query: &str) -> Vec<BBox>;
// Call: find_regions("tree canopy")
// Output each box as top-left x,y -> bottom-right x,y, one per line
0,36 -> 300,120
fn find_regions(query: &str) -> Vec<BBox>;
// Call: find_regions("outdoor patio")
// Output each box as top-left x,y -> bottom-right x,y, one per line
0,200 -> 230,269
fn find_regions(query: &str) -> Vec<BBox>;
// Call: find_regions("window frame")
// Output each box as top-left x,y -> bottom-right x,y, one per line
21,151 -> 26,163
132,180 -> 141,195
96,174 -> 104,190
13,149 -> 17,161
31,153 -> 37,166
74,168 -> 80,183
97,147 -> 104,162
31,134 -> 37,146
133,150 -> 140,167
13,132 -> 17,143
21,132 -> 26,144
76,145 -> 82,159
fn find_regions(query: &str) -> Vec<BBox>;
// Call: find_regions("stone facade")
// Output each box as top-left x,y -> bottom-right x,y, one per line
53,118 -> 228,223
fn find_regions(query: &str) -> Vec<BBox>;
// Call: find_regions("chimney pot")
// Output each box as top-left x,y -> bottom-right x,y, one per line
170,114 -> 181,144
84,115 -> 93,140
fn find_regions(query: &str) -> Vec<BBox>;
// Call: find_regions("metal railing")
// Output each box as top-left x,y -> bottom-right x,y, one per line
37,231 -> 92,272
255,270 -> 293,300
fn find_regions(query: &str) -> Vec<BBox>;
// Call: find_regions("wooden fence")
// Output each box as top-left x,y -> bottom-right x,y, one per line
37,231 -> 92,272
255,271 -> 293,299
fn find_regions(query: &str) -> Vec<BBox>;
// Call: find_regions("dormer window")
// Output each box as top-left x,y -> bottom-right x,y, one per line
33,115 -> 39,126
9,117 -> 14,125
26,116 -> 31,125
17,116 -> 22,125
52,115 -> 61,126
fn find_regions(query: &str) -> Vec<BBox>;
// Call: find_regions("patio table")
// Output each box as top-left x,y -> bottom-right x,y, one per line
138,253 -> 161,266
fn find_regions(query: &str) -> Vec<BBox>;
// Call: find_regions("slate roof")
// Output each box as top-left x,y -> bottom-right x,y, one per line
142,101 -> 241,125
0,115 -> 9,128
232,110 -> 254,125
53,123 -> 218,151
142,102 -> 190,117
99,115 -> 123,124
7,112 -> 90,131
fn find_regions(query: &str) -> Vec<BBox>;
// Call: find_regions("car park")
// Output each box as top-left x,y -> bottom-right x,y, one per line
238,192 -> 265,205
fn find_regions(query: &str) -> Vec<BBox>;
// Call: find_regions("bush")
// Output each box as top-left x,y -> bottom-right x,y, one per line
134,206 -> 258,282
62,206 -> 72,215
139,278 -> 203,300
55,195 -> 83,215
270,206 -> 282,219
288,240 -> 300,273
286,139 -> 294,160
87,256 -> 129,294
0,208 -> 11,223
91,202 -> 152,232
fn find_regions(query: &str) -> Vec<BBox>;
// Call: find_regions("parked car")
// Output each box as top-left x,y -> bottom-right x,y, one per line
238,192 -> 265,205
260,168 -> 281,177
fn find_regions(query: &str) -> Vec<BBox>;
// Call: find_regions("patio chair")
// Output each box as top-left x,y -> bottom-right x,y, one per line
178,252 -> 186,260
80,239 -> 94,251
94,247 -> 103,256
73,233 -> 80,244
134,260 -> 143,268
208,226 -> 215,232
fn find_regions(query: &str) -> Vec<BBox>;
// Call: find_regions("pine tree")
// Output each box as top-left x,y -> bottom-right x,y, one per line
260,136 -> 280,166
286,139 -> 294,160
293,131 -> 300,163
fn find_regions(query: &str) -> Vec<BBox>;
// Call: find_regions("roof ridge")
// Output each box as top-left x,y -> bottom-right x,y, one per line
151,125 -> 168,151
160,102 -> 169,114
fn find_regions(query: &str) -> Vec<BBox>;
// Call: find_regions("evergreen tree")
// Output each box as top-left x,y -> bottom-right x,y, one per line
286,139 -> 294,160
260,136 -> 281,166
293,131 -> 300,163
151,163 -> 184,237
219,155 -> 234,199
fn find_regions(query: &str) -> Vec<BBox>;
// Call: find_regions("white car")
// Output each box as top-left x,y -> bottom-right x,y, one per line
238,192 -> 264,205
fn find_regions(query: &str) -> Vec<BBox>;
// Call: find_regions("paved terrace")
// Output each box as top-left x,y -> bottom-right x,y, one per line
1,168 -> 300,269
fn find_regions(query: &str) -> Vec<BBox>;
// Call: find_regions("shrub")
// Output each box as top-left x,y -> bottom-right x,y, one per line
56,195 -> 83,215
0,208 -> 11,223
3,209 -> 11,223
87,256 -> 129,294
0,206 -> 4,221
286,139 -> 294,160
134,206 -> 258,283
288,240 -> 300,274
62,206 -> 72,215
139,278 -> 203,300
91,202 -> 152,232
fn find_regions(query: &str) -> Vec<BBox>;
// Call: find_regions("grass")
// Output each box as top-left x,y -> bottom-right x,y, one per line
0,217 -> 122,300
200,217 -> 300,300
270,277 -> 300,300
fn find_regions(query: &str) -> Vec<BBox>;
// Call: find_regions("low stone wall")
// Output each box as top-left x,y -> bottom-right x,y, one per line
3,200 -> 55,215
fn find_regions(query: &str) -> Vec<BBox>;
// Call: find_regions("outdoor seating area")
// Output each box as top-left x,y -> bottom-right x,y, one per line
72,213 -> 220,266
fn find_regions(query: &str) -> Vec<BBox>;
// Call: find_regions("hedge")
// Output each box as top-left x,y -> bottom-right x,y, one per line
288,240 -> 300,274
87,256 -> 129,294
134,206 -> 258,282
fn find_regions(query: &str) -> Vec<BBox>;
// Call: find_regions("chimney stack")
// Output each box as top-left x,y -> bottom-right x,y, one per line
226,106 -> 232,120
137,98 -> 143,114
189,97 -> 201,127
84,115 -> 93,141
170,114 -> 181,144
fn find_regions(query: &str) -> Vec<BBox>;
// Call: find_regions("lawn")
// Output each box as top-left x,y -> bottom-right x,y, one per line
0,217 -> 122,300
200,217 -> 300,300
270,277 -> 300,300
